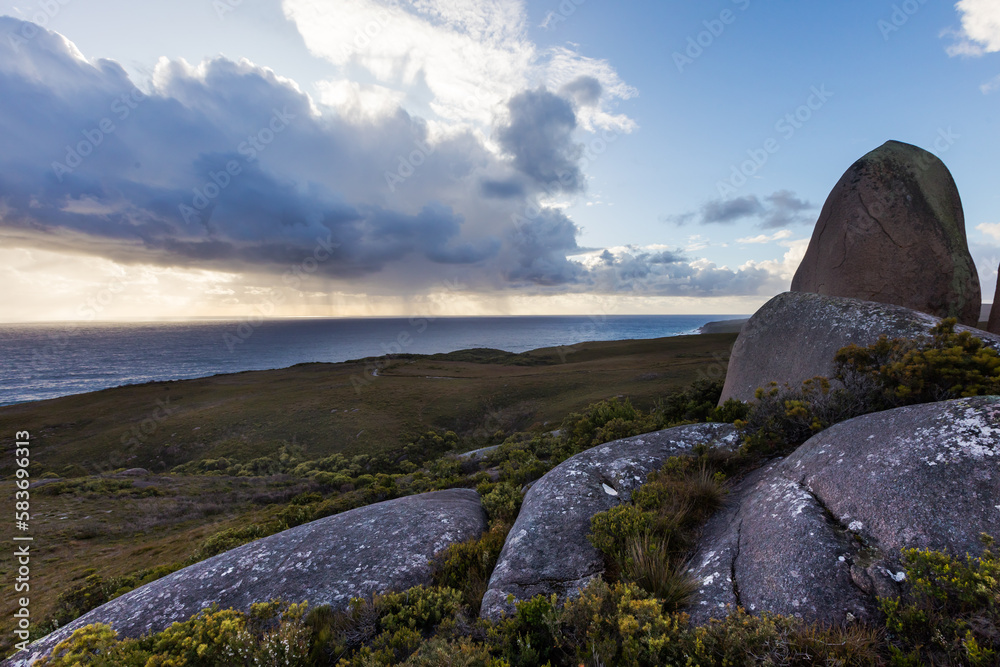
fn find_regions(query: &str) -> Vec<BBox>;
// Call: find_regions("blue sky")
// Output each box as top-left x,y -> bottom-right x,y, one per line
0,0 -> 998,320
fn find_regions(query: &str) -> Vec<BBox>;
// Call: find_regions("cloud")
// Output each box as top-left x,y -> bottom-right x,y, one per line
737,230 -> 794,244
947,0 -> 1000,56
560,76 -> 603,107
668,191 -> 815,228
503,210 -> 586,286
976,222 -> 1000,242
740,238 -> 810,286
281,0 -> 634,132
496,87 -> 583,193
701,196 -> 765,224
981,74 -> 1000,93
760,190 -> 814,228
0,17 -> 535,293
584,249 -> 778,297
0,16 -> 796,311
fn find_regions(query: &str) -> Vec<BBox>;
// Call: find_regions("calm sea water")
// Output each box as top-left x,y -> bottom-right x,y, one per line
0,315 -> 738,406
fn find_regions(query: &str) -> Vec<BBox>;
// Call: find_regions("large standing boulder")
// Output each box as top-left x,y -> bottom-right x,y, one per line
15,489 -> 485,666
480,423 -> 739,620
791,140 -> 980,325
719,291 -> 1000,404
988,269 -> 1000,335
689,397 -> 1000,626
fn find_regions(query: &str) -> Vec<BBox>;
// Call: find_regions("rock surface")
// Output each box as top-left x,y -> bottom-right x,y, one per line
689,397 -> 1000,625
480,423 -> 739,620
16,489 -> 485,666
791,140 -> 981,325
719,291 -> 1000,404
989,271 -> 1000,335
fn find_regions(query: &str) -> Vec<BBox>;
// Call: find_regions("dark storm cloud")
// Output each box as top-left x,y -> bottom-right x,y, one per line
480,179 -> 526,199
0,18 -> 789,301
496,87 -> 584,193
665,191 -> 815,229
701,196 -> 765,224
759,190 -> 814,228
504,209 -> 586,286
0,17 -> 510,288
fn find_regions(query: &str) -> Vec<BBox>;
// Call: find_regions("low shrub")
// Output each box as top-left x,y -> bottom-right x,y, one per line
193,523 -> 273,560
881,534 -> 1000,665
433,524 -> 511,610
35,601 -> 311,666
480,482 -> 522,526
562,397 -> 657,453
836,318 -> 1000,409
589,455 -> 726,604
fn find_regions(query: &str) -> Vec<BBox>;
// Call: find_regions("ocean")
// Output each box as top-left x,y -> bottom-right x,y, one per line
0,315 -> 739,406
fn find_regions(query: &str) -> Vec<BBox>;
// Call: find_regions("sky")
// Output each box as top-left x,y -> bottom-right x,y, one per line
0,0 -> 998,321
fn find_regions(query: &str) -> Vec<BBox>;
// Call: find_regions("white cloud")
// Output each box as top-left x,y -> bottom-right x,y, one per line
981,73 -> 1000,93
976,222 -> 1000,242
315,79 -> 407,120
740,238 -> 810,285
947,0 -> 1000,56
736,229 -> 793,245
281,0 -> 634,133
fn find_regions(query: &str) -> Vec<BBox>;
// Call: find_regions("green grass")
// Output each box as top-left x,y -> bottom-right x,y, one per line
0,333 -> 736,656
0,333 -> 737,476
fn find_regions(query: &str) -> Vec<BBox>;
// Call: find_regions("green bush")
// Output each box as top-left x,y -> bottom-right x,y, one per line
481,483 -> 522,525
588,504 -> 652,562
881,534 -> 1000,665
36,601 -> 311,666
433,524 -> 511,610
47,570 -> 110,630
619,533 -> 696,612
736,320 -> 1000,459
291,491 -> 323,505
35,479 -> 136,497
736,376 -> 865,457
193,523 -> 274,560
539,579 -> 691,666
400,636 -> 499,666
654,378 -> 726,424
562,397 -> 657,452
836,317 -> 1000,408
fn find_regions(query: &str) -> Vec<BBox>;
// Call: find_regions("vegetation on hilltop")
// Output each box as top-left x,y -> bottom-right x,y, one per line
12,321 -> 1000,664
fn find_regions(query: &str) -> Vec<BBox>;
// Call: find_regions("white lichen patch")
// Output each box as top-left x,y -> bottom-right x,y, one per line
913,404 -> 1000,466
765,479 -> 812,517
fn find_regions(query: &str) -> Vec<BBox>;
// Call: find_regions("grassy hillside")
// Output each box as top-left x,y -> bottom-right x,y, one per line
0,334 -> 736,476
0,333 -> 736,654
